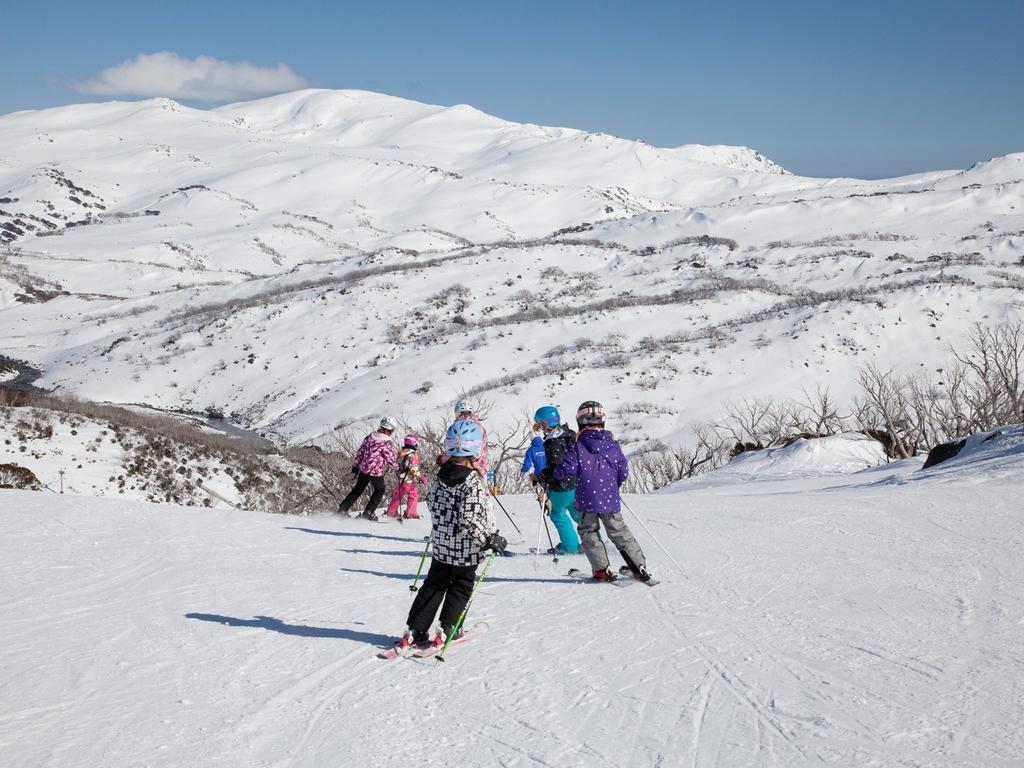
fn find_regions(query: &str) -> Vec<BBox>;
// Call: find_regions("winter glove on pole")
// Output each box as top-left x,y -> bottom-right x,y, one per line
485,532 -> 508,554
437,550 -> 497,663
409,534 -> 431,592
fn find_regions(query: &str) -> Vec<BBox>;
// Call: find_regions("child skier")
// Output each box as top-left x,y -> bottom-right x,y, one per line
338,417 -> 399,521
552,401 -> 653,582
386,434 -> 428,519
534,405 -> 582,555
394,419 -> 507,651
437,398 -> 489,475
520,432 -> 547,484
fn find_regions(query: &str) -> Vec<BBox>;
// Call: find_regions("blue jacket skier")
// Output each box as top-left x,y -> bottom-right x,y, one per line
534,405 -> 582,555
520,435 -> 547,481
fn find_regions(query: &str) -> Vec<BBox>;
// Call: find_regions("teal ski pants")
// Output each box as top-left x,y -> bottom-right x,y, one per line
547,489 -> 581,554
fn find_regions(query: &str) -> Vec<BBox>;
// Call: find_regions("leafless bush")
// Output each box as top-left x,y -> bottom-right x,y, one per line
716,397 -> 797,455
488,416 -> 534,493
622,425 -> 729,492
852,323 -> 1023,457
853,364 -> 919,458
0,463 -> 41,490
927,252 -> 983,266
792,386 -> 848,437
766,232 -> 913,249
540,266 -> 568,280
950,321 -> 1024,427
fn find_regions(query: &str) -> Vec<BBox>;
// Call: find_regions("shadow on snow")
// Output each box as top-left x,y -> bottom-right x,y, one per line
184,612 -> 391,646
285,526 -> 426,544
337,547 -> 425,558
339,566 -> 572,585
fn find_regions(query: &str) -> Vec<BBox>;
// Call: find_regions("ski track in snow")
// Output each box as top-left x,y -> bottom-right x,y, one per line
2,466 -> 1024,768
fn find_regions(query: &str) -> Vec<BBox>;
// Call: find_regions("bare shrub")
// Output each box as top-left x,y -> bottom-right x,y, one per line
950,321 -> 1024,427
792,386 -> 848,437
0,463 -> 41,490
717,397 -> 797,455
853,364 -> 917,458
622,425 -> 729,492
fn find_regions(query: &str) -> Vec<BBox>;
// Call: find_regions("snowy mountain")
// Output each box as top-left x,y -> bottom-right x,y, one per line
1,89 -> 1022,449
3,427 -> 1022,767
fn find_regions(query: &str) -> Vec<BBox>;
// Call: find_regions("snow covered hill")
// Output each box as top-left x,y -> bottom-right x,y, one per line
3,434 -> 1023,767
0,401 -> 313,509
1,89 -> 1022,449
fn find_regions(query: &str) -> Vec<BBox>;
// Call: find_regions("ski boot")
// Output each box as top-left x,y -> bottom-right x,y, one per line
547,545 -> 581,556
396,628 -> 429,650
620,564 -> 654,583
433,626 -> 465,648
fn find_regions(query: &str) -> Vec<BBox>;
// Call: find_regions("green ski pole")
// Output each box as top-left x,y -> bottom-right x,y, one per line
437,550 -> 498,663
409,534 -> 431,592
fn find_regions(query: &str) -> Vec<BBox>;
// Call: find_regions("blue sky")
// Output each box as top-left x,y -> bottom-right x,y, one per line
5,0 -> 1022,178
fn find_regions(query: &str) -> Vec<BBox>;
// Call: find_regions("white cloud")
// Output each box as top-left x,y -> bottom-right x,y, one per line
75,51 -> 312,102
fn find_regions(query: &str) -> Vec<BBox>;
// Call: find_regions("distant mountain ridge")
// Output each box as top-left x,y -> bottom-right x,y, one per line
0,89 -> 1022,447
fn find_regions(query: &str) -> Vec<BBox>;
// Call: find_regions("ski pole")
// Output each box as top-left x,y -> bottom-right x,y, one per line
437,549 -> 497,663
410,534 -> 431,592
488,486 -> 522,535
395,467 -> 410,518
620,498 -> 685,576
533,491 -> 545,564
536,491 -> 558,564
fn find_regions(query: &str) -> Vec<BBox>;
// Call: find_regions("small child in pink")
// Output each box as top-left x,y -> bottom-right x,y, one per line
386,434 -> 428,519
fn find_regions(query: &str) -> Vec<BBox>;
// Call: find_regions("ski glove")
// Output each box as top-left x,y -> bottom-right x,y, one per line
485,532 -> 507,554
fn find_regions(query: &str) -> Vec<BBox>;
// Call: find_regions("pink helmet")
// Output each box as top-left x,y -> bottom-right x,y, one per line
404,434 -> 419,448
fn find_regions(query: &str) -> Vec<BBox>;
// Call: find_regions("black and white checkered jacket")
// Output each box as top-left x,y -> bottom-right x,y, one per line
427,463 -> 496,567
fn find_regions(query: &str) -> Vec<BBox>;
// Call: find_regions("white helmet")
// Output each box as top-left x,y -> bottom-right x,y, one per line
454,398 -> 475,415
379,416 -> 398,432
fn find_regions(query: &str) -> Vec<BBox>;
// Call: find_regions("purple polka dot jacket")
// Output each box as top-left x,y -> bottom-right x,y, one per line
552,428 -> 629,514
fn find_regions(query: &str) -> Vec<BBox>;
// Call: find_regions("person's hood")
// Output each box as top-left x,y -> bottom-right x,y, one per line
546,424 -> 575,441
530,436 -> 545,449
578,428 -> 616,455
438,462 -> 475,487
370,431 -> 392,442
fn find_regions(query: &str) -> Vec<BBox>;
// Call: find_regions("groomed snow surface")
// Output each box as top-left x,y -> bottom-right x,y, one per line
3,430 -> 1023,768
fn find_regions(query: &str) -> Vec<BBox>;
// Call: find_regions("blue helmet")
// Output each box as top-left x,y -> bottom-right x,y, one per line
445,419 -> 485,457
533,405 -> 560,428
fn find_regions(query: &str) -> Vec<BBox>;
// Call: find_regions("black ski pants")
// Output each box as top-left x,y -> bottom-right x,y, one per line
339,471 -> 386,514
406,559 -> 477,635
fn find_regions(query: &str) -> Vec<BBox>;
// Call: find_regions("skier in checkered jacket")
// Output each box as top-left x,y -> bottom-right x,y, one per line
396,419 -> 506,651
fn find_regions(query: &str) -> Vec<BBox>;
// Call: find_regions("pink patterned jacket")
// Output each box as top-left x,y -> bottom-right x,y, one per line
355,432 -> 398,477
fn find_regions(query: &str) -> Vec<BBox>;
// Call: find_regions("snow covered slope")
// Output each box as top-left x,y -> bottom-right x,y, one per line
1,90 -> 1022,446
3,445 -> 1023,767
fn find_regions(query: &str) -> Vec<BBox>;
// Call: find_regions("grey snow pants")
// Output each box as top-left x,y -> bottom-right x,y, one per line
578,511 -> 646,573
